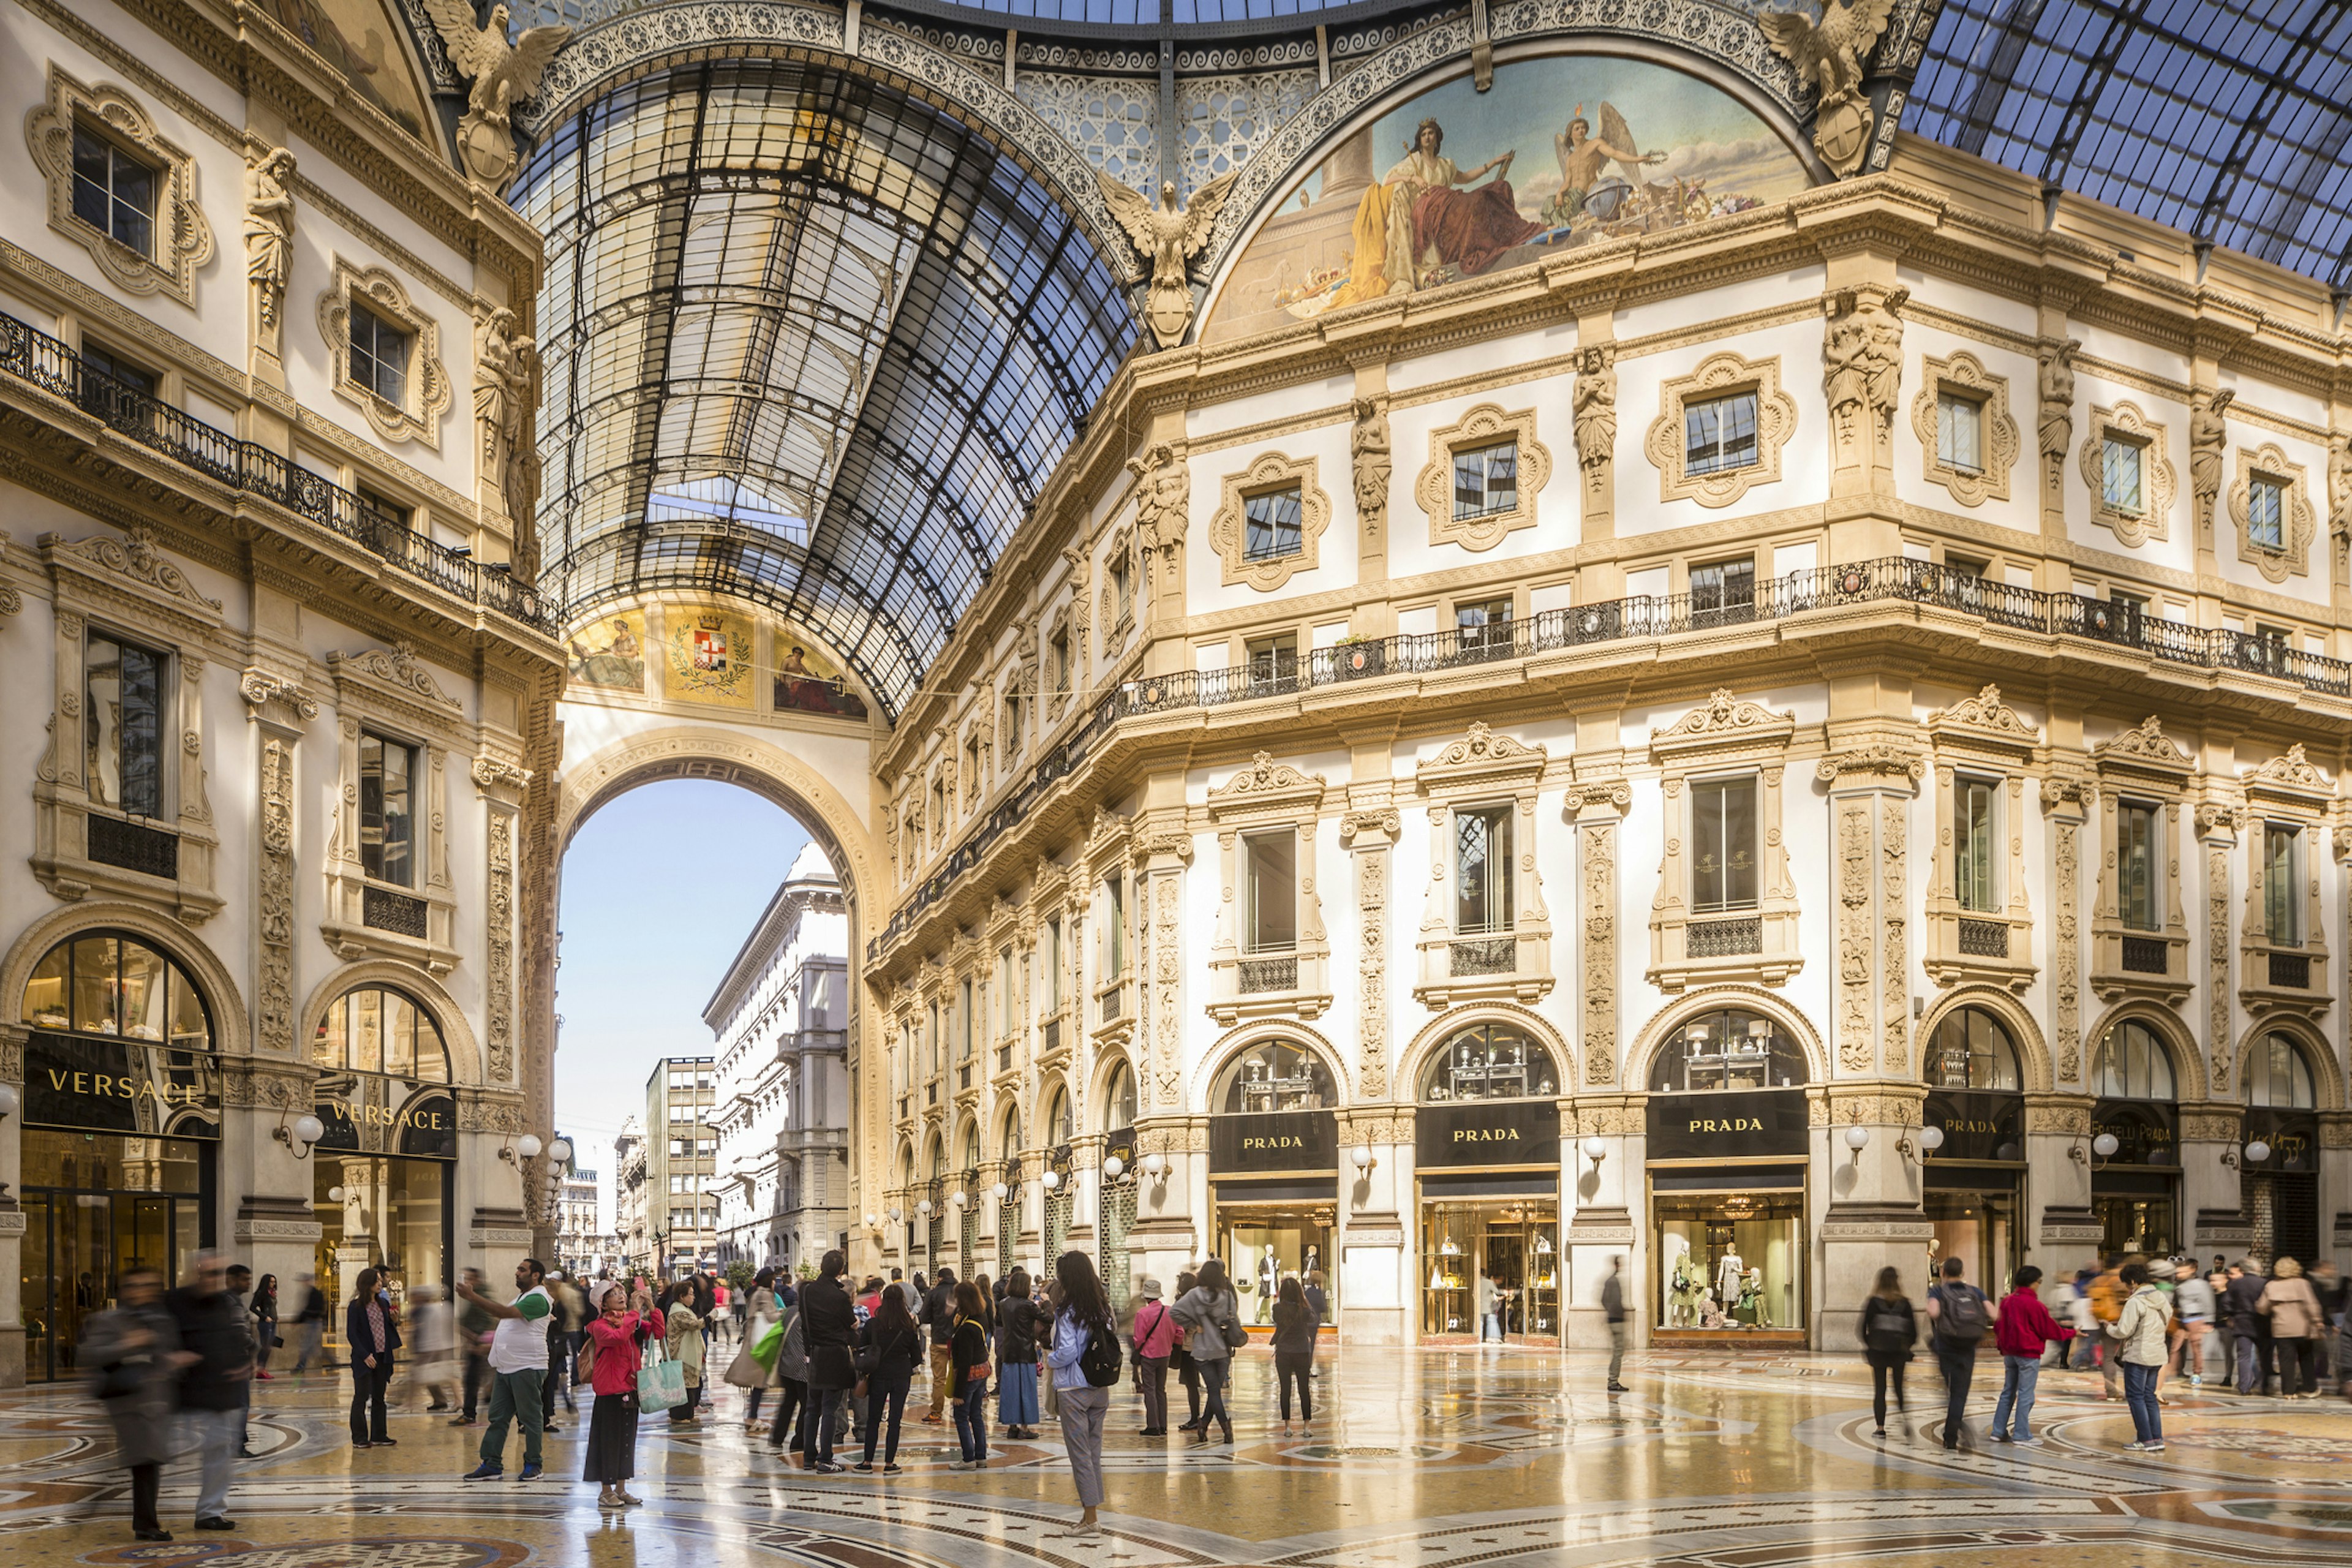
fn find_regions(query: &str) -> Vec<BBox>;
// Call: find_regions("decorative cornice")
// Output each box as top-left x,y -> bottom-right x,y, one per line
43,526 -> 224,619
1205,750 -> 1326,817
1651,688 -> 1797,750
1418,721 -> 1547,785
331,641 -> 464,712
2244,742 -> 2329,797
1815,744 -> 1926,783
1924,682 -> 2040,743
2092,715 -> 2194,774
239,668 -> 318,722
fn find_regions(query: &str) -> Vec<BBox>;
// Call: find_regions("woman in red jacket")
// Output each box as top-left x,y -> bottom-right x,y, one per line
582,1287 -> 646,1509
1991,1265 -> 2074,1443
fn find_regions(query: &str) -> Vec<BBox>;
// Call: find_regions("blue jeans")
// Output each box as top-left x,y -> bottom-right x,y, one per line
181,1406 -> 241,1520
2122,1360 -> 2161,1444
952,1375 -> 989,1461
1991,1354 -> 2041,1439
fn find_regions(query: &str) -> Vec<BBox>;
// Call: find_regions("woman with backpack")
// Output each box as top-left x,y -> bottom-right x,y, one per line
1856,1265 -> 1917,1438
1170,1259 -> 1241,1446
853,1284 -> 924,1472
1042,1251 -> 1120,1535
1130,1276 -> 1179,1436
995,1270 -> 1043,1440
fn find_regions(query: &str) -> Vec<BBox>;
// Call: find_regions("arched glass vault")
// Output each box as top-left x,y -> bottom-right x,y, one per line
513,57 -> 1136,719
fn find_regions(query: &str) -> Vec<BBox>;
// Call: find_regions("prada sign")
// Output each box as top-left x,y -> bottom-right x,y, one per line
1210,1109 -> 1335,1173
1417,1100 -> 1561,1168
26,1033 -> 221,1139
1923,1090 -> 2024,1163
2242,1107 -> 2318,1174
1645,1088 -> 1807,1161
2091,1100 -> 2178,1167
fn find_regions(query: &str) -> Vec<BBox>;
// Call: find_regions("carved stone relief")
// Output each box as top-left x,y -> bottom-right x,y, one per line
487,808 -> 515,1084
257,734 -> 296,1054
1836,799 -> 1873,1072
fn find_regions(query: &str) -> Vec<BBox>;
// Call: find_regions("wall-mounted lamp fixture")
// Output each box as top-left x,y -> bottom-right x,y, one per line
1842,1125 -> 1870,1165
1139,1152 -> 1168,1191
990,1182 -> 1009,1202
500,1133 -> 543,1166
1042,1170 -> 1062,1191
915,1197 -> 933,1216
863,1213 -> 879,1232
0,1084 -> 18,1122
1349,1145 -> 1377,1172
2244,1138 -> 2273,1164
1581,1136 -> 1607,1166
888,1206 -> 903,1224
948,1190 -> 967,1208
328,1185 -> 346,1203
1102,1155 -> 1125,1180
273,1111 -> 327,1159
1896,1125 -> 1945,1163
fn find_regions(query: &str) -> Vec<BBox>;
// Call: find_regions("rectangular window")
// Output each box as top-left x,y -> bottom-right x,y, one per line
349,304 -> 410,406
1454,804 -> 1514,934
2266,824 -> 2301,946
78,342 -> 158,429
1452,440 -> 1519,519
84,631 -> 167,818
1936,392 -> 1985,473
2118,802 -> 2160,930
1104,877 -> 1125,979
1243,830 -> 1297,954
1051,632 -> 1071,693
2101,435 -> 2144,516
357,730 -> 417,886
1457,595 -> 1513,655
1245,631 -> 1299,693
1691,557 -> 1756,626
357,487 -> 412,532
1954,775 -> 1997,914
1110,558 -> 1131,623
1003,693 -> 1021,756
1243,486 -> 1305,560
998,949 -> 1014,1034
2249,477 -> 2285,548
1046,918 -> 1062,1008
1692,776 -> 1759,913
1685,391 -> 1758,475
928,1004 -> 941,1074
71,123 -> 156,254
959,979 -> 973,1059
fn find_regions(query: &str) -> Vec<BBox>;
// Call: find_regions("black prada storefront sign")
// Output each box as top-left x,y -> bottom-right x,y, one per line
1417,1099 -> 1561,1168
1924,1090 -> 2024,1163
1210,1109 -> 1336,1172
1645,1088 -> 1808,1161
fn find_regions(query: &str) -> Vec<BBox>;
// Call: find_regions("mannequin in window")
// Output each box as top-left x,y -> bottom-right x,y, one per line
1668,1252 -> 1705,1327
1258,1250 -> 1279,1321
1716,1246 -> 1745,1310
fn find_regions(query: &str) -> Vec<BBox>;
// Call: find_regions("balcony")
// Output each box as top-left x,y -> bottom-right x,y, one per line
1417,927 -> 1552,1008
1206,945 -> 1330,1025
1238,954 -> 1298,992
0,310 -> 545,628
1687,917 -> 1763,959
2269,952 -> 2311,989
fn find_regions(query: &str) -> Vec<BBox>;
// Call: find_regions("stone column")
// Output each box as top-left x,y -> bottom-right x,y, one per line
0,1023 -> 26,1386
1336,1107 -> 1408,1348
2185,1103 -> 2251,1259
1563,1095 -> 1638,1351
2023,1094 -> 2099,1279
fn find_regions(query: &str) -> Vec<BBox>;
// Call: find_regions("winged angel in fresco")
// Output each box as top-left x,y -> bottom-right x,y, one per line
421,0 -> 571,186
1098,173 -> 1242,350
1758,0 -> 1901,176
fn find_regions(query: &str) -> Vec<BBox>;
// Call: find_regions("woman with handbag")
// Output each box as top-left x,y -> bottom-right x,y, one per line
948,1280 -> 993,1469
1130,1276 -> 1178,1436
81,1266 -> 184,1542
583,1289 -> 646,1508
995,1270 -> 1042,1441
2259,1257 -> 2327,1398
663,1284 -> 707,1423
345,1267 -> 401,1450
1170,1259 -> 1242,1446
250,1275 -> 279,1381
853,1284 -> 923,1472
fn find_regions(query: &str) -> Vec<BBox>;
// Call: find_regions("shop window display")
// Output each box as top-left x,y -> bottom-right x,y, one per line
1215,1039 -> 1336,1112
1223,1208 -> 1333,1324
1656,1193 -> 1801,1330
1419,1022 -> 1561,1101
1648,1009 -> 1807,1093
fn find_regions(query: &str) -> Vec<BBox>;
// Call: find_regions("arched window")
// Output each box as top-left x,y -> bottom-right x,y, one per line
998,1111 -> 1022,1162
1102,1059 -> 1137,1130
1649,1008 -> 1807,1093
312,986 -> 449,1081
2093,1020 -> 2177,1101
1420,1021 -> 1561,1101
927,1141 -> 946,1181
2247,1031 -> 2317,1108
23,930 -> 211,1050
1925,1006 -> 2022,1091
956,1120 -> 979,1171
1213,1039 -> 1336,1114
1043,1085 -> 1072,1147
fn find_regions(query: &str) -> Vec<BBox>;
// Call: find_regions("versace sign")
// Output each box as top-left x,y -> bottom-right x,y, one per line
25,1033 -> 221,1139
1645,1088 -> 1808,1161
1210,1109 -> 1336,1173
1417,1100 -> 1561,1169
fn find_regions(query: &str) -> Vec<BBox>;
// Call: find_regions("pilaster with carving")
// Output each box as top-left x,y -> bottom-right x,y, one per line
2199,807 -> 2233,1097
1341,805 -> 1400,1100
1568,778 -> 1630,1086
2043,774 -> 2089,1085
1818,744 -> 1924,1074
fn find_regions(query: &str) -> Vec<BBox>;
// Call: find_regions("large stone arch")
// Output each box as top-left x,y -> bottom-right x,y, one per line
2081,999 -> 2209,1102
1396,1002 -> 1574,1105
1190,1019 -> 1352,1116
297,959 -> 484,1087
1915,986 -> 2055,1095
1625,987 -> 1829,1093
2234,1012 -> 2344,1110
2,900 -> 251,1060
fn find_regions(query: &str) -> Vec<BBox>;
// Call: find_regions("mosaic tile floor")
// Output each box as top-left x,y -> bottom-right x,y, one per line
7,1343 -> 2351,1566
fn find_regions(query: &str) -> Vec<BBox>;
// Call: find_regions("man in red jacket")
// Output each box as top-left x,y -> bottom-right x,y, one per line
1991,1265 -> 2074,1443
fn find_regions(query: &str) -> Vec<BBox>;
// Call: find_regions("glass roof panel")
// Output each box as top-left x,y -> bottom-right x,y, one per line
515,56 -> 1135,720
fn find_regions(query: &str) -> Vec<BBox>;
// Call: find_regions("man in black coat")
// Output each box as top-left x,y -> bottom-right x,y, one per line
796,1251 -> 859,1472
2226,1259 -> 2273,1395
920,1267 -> 958,1424
165,1253 -> 252,1531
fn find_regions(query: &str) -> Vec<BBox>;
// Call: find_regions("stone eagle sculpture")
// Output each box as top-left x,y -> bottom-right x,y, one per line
421,0 -> 572,189
1096,172 -> 1239,350
1758,0 -> 1901,178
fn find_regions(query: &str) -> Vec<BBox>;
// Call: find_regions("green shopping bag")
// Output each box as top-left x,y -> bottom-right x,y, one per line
638,1335 -> 681,1412
748,1312 -> 786,1373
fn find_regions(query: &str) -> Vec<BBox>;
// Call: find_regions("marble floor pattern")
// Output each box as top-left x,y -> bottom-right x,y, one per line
5,1345 -> 2351,1567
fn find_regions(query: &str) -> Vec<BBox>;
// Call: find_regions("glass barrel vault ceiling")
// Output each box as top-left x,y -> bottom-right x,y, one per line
513,59 -> 1134,720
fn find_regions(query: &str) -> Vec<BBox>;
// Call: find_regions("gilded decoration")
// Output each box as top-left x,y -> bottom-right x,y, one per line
26,67 -> 215,306
1415,403 -> 1552,552
1646,351 -> 1798,508
2226,443 -> 2317,583
1210,451 -> 1330,592
317,256 -> 451,449
1911,350 -> 2019,507
2078,400 -> 2176,549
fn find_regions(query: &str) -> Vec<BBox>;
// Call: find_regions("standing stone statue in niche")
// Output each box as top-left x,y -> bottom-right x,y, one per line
1351,398 -> 1392,538
1098,172 -> 1240,349
2037,337 -> 2079,486
421,0 -> 573,189
243,146 -> 296,340
475,308 -> 537,520
2329,434 -> 2352,566
2190,387 -> 2234,536
1572,342 -> 1617,491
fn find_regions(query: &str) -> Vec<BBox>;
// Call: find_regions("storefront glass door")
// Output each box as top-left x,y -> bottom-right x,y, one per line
1925,1184 -> 2018,1293
1419,1200 -> 1559,1341
1217,1205 -> 1333,1325
20,1130 -> 206,1382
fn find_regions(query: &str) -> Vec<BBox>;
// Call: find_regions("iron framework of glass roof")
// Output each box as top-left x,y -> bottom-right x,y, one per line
1906,0 -> 2352,287
513,58 -> 1136,720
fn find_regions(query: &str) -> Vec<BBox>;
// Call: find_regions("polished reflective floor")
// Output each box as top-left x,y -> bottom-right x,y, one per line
8,1343 -> 2351,1566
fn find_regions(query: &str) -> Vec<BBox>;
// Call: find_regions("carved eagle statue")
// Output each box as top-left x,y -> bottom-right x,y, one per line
1096,171 -> 1240,349
1757,0 -> 1901,104
420,0 -> 572,128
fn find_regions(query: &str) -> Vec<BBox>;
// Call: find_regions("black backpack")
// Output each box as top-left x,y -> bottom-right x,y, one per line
1937,1285 -> 1988,1344
1077,1320 -> 1122,1387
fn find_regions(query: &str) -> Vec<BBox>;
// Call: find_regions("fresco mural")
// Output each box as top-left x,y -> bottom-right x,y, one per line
774,641 -> 871,722
663,608 -> 756,709
1202,55 -> 1812,344
256,1 -> 431,140
566,610 -> 646,692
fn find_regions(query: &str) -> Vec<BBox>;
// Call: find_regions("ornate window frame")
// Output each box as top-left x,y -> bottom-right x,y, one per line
316,257 -> 451,450
2088,717 -> 2192,1005
1910,350 -> 2019,508
31,527 -> 223,924
1412,723 -> 1552,1009
1209,451 -> 1330,592
2227,443 -> 2316,584
1082,810 -> 1138,1054
1921,684 -> 2038,990
1643,351 -> 1798,508
25,68 -> 214,306
1204,752 -> 1330,1025
1415,402 -> 1552,552
1098,524 -> 1135,663
2237,745 -> 2332,1020
1645,690 -> 1802,992
2078,400 -> 2176,548
321,643 -> 466,973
